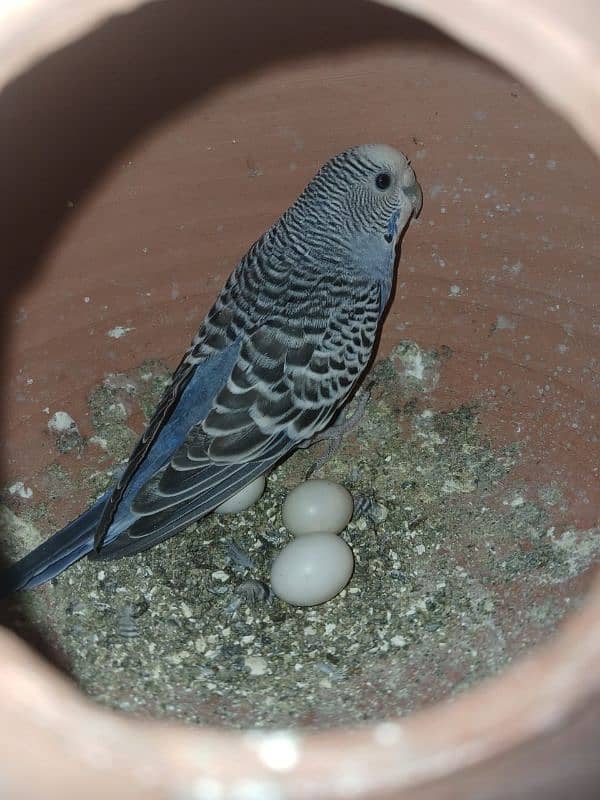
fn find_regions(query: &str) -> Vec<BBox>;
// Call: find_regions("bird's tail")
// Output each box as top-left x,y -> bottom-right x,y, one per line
0,493 -> 108,597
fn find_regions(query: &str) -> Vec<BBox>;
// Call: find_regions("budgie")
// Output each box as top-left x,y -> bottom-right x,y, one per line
1,144 -> 422,596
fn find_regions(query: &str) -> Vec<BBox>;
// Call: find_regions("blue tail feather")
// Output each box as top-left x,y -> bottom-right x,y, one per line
0,493 -> 108,597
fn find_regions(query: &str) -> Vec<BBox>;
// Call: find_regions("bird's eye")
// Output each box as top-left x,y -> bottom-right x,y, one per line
375,172 -> 391,190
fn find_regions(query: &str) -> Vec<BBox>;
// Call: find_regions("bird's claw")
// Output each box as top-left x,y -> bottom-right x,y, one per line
300,382 -> 374,478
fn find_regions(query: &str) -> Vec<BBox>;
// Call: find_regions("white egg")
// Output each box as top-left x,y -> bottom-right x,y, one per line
282,479 -> 354,536
270,533 -> 354,606
215,475 -> 266,514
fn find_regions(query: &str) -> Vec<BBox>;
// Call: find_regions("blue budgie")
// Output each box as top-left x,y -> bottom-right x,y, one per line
1,144 -> 422,595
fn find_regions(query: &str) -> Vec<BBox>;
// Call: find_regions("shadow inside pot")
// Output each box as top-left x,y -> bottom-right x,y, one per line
0,0 -> 455,663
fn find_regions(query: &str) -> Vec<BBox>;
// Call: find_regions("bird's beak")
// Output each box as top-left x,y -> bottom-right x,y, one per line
405,181 -> 423,219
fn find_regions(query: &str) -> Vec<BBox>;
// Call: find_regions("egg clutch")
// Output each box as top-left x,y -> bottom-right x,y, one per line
215,478 -> 355,606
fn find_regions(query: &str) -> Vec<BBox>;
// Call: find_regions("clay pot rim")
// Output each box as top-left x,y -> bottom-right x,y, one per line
1,0 -> 599,795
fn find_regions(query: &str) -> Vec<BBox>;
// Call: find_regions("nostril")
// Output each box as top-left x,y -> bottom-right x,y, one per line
405,181 -> 423,217
401,167 -> 415,188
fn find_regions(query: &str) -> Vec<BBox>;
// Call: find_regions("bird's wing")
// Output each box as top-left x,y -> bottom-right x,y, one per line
93,267 -> 245,550
95,274 -> 381,557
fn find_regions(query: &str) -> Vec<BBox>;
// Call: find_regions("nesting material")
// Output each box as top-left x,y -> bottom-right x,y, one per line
282,479 -> 354,536
270,533 -> 354,606
8,348 -> 598,729
215,476 -> 266,514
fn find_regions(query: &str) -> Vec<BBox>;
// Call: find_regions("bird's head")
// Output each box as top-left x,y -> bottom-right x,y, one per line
286,144 -> 422,273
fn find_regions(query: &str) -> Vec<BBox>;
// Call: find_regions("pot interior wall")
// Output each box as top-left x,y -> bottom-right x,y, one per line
2,4 -> 599,729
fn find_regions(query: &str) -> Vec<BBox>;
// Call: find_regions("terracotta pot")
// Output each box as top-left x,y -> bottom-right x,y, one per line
0,1 -> 598,798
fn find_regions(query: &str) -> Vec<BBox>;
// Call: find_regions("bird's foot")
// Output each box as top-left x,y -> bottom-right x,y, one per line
299,382 -> 373,479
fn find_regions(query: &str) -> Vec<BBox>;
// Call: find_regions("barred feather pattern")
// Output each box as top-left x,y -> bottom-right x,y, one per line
129,257 -> 380,512
0,144 -> 422,590
93,143 -> 420,553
